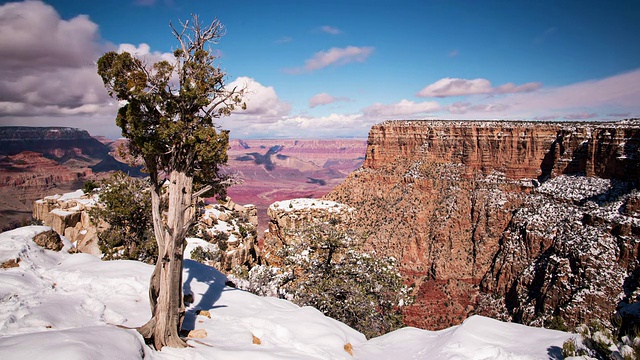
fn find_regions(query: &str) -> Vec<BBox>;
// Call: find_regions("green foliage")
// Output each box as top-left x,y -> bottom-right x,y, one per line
190,246 -> 219,264
90,171 -> 157,263
202,230 -> 229,252
276,222 -> 412,339
545,316 -> 569,332
562,337 -> 579,357
231,264 -> 249,280
96,15 -> 246,348
96,17 -> 244,199
82,180 -> 99,194
563,319 -> 640,359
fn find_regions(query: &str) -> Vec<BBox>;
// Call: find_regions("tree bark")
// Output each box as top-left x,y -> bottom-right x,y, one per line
138,171 -> 194,349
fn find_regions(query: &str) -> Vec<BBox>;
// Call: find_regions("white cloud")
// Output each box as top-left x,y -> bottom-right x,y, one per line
439,70 -> 640,121
227,77 -> 291,120
0,1 -> 118,135
0,1 -> 99,72
285,46 -> 374,74
226,113 -> 370,139
308,93 -> 350,108
117,43 -> 175,63
417,77 -> 541,98
319,25 -> 342,35
362,99 -> 440,118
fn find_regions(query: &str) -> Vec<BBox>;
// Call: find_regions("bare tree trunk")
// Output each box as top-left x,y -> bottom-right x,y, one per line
138,171 -> 194,349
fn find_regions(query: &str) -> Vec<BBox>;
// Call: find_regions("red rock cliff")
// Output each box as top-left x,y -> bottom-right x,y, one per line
326,119 -> 640,330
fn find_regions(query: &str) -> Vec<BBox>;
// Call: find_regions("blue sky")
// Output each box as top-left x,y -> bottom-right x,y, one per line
0,0 -> 639,139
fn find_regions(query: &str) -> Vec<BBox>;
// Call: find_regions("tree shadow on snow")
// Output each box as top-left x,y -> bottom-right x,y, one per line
181,259 -> 233,331
546,345 -> 563,360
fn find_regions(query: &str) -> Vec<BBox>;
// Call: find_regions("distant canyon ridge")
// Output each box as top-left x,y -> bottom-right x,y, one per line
0,126 -> 366,231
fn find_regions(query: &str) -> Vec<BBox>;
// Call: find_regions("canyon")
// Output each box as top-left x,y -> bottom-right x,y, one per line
324,119 -> 640,330
225,139 -> 366,233
6,120 -> 640,334
0,126 -> 366,231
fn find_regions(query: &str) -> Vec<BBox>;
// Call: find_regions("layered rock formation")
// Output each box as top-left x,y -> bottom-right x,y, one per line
262,198 -> 355,266
0,127 -> 139,229
196,198 -> 259,272
0,126 -> 109,160
32,190 -> 100,255
324,119 -> 640,330
225,139 -> 366,233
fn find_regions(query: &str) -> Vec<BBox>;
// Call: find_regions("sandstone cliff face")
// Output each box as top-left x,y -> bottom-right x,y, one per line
478,175 -> 640,328
325,119 -> 640,330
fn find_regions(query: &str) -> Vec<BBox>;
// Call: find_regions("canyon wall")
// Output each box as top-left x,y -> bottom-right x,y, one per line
325,119 -> 640,330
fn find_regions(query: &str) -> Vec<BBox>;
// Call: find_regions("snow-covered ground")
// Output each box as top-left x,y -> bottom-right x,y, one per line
0,226 -> 572,359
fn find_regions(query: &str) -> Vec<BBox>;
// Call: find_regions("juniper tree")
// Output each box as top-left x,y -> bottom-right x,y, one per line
277,223 -> 411,338
97,15 -> 244,349
90,171 -> 156,263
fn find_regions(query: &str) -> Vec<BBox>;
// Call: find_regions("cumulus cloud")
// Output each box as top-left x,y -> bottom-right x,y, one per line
0,1 -> 99,72
417,77 -> 542,98
117,43 -> 175,63
226,113 -> 370,139
308,93 -> 351,108
319,25 -> 342,35
439,70 -> 640,121
362,99 -> 440,118
285,46 -> 374,74
227,77 -> 291,120
0,1 -> 116,133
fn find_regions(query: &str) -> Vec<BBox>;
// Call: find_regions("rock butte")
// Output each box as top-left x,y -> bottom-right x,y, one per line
318,119 -> 640,329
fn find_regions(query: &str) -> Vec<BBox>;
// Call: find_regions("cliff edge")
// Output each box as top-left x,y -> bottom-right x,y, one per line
325,119 -> 640,330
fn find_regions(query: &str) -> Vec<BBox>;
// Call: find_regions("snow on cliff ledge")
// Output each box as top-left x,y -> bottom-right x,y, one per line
270,198 -> 353,213
0,226 -> 572,359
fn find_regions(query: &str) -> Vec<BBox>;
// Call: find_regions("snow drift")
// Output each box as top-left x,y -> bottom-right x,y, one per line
0,226 -> 572,359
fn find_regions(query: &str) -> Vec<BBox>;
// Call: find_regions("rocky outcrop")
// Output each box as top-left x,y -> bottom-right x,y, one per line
33,229 -> 64,252
325,119 -> 640,330
262,198 -> 355,266
196,198 -> 259,272
363,120 -> 639,182
32,190 -> 100,255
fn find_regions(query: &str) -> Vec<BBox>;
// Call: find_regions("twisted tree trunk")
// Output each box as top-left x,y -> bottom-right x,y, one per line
138,171 -> 194,349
